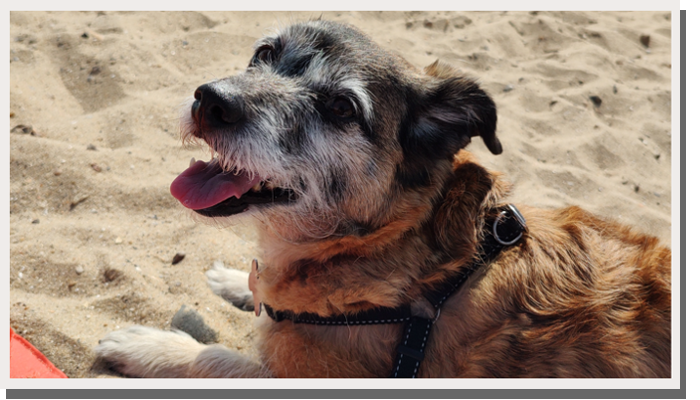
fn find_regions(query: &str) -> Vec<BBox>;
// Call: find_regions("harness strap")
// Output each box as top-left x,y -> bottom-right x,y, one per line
263,303 -> 412,325
391,204 -> 527,377
392,316 -> 433,378
261,204 -> 527,378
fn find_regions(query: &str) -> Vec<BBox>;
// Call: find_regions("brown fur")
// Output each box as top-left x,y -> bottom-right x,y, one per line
254,150 -> 671,378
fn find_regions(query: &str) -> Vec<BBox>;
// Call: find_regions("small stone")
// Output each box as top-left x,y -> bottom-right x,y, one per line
171,305 -> 218,344
115,237 -> 123,244
640,34 -> 651,48
613,85 -> 618,94
31,219 -> 40,224
90,163 -> 102,172
87,144 -> 97,151
103,268 -> 122,282
172,253 -> 186,265
589,96 -> 602,107
75,266 -> 84,275
503,84 -> 514,92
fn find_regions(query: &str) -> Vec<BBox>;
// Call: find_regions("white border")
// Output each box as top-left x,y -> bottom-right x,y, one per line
3,0 -> 685,394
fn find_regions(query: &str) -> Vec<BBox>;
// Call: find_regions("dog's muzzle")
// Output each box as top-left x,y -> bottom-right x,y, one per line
171,80 -> 297,217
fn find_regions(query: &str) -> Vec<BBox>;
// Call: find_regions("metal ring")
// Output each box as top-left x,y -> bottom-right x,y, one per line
493,211 -> 523,246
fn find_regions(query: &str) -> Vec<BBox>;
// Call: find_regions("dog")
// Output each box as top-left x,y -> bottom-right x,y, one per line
95,19 -> 671,378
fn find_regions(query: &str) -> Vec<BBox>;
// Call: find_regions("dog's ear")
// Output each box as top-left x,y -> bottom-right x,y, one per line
413,60 -> 501,156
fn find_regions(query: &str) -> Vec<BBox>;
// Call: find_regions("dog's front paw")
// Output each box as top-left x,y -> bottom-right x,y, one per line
206,261 -> 255,311
95,325 -> 204,378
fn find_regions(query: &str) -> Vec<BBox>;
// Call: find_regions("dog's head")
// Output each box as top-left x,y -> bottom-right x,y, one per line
172,20 -> 500,239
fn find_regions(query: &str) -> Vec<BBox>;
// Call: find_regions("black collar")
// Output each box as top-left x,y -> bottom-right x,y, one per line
262,204 -> 526,378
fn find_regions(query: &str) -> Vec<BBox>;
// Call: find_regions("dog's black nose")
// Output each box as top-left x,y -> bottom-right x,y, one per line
192,82 -> 245,129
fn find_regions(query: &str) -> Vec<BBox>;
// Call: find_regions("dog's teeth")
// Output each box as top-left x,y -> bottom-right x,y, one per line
263,181 -> 276,190
189,157 -> 196,167
251,182 -> 262,192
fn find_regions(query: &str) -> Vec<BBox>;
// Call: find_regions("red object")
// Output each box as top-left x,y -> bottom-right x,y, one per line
10,328 -> 67,378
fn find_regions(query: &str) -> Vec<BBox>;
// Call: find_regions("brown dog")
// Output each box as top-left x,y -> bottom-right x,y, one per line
95,20 -> 671,378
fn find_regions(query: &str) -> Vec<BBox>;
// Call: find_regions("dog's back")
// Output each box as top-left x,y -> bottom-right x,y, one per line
427,156 -> 671,377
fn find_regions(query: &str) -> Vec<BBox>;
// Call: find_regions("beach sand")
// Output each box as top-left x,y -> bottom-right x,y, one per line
9,11 -> 672,378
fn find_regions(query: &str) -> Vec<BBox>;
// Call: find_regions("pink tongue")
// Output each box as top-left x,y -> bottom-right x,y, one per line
170,160 -> 260,210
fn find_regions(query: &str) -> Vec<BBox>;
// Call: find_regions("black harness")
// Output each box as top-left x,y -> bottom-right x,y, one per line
263,204 -> 527,378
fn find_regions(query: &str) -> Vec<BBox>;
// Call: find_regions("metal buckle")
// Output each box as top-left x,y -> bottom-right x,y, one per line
493,205 -> 527,246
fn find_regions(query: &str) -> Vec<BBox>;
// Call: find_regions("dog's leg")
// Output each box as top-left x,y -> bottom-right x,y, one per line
95,326 -> 270,378
206,261 -> 255,312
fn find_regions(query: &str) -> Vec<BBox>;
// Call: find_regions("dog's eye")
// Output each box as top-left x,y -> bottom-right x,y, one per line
254,45 -> 274,64
326,97 -> 355,119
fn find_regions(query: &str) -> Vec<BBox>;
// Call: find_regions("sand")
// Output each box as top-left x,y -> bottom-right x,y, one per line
9,11 -> 672,378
